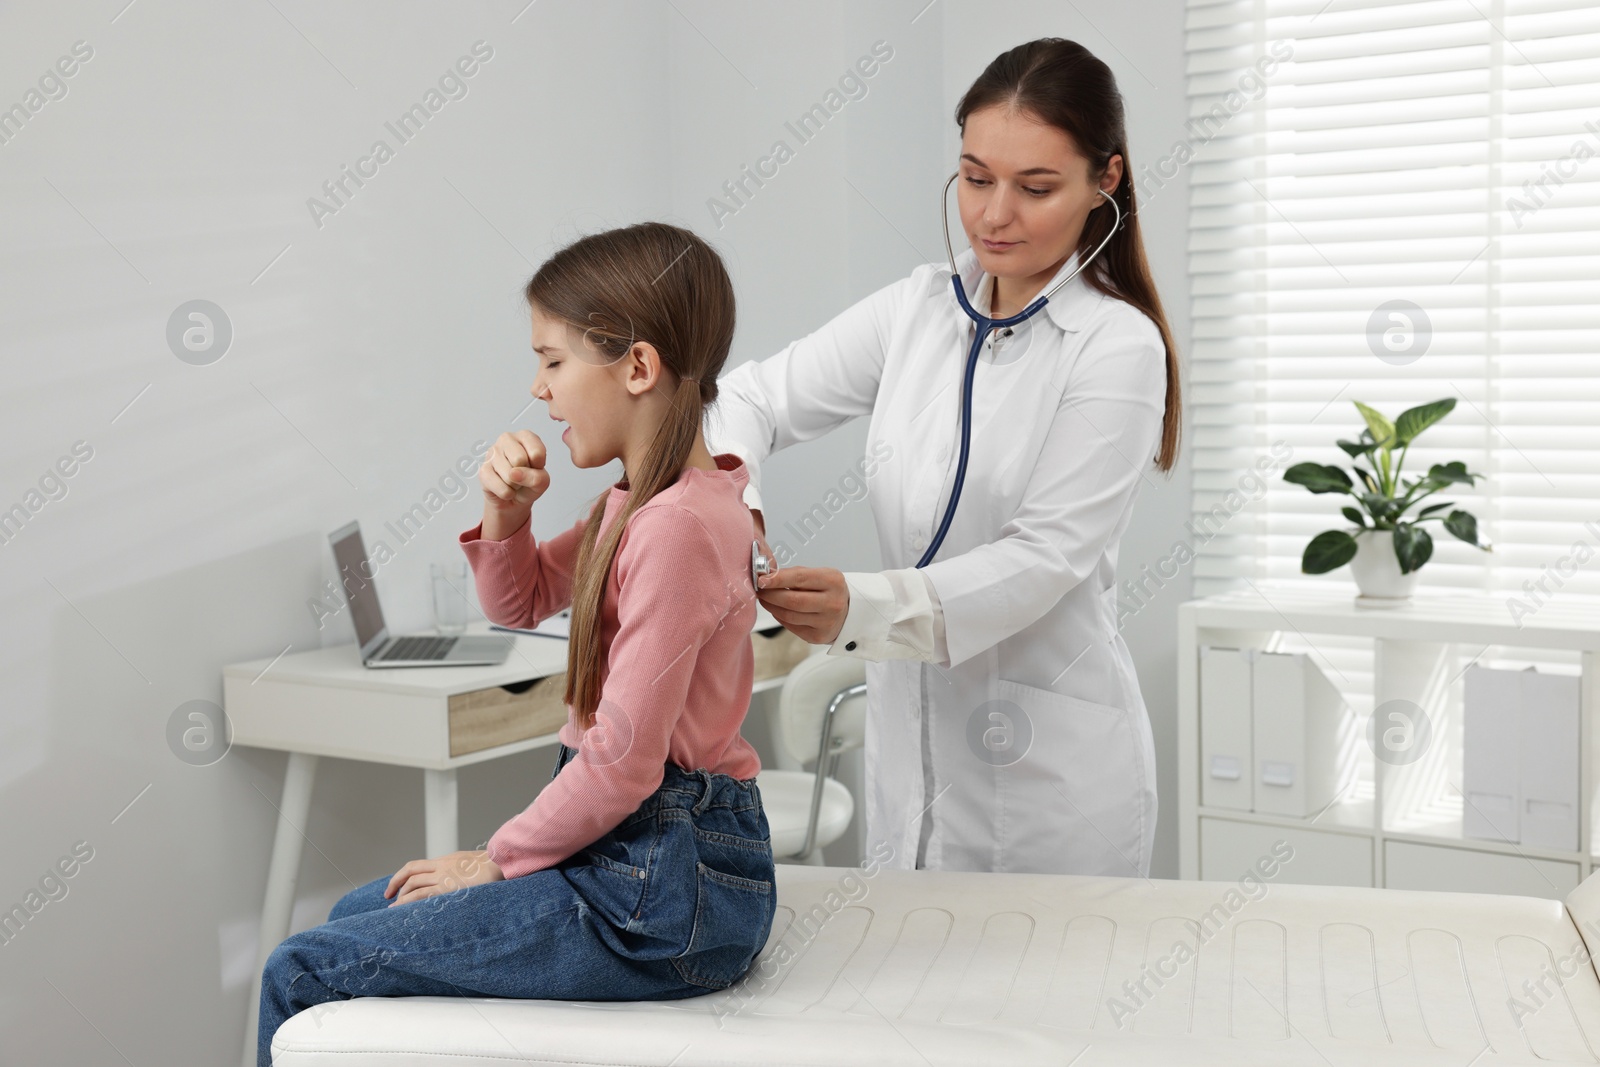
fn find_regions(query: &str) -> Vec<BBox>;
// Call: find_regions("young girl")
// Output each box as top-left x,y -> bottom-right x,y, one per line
257,222 -> 775,1065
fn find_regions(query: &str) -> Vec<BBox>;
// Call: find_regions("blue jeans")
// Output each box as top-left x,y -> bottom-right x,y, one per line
258,744 -> 775,1066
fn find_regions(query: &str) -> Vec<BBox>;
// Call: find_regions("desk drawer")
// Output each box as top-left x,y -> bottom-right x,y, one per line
449,630 -> 809,757
449,675 -> 569,757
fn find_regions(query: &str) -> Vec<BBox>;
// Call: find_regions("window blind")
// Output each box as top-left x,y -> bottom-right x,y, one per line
1183,0 -> 1600,617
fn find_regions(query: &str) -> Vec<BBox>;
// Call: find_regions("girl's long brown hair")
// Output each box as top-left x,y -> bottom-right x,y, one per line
526,222 -> 735,729
956,38 -> 1182,473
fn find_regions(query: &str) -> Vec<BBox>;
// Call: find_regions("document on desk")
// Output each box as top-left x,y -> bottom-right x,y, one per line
490,611 -> 571,641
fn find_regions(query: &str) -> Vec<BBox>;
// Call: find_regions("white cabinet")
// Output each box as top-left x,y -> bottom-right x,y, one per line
1179,586 -> 1600,897
1384,840 -> 1580,900
1200,817 -> 1373,887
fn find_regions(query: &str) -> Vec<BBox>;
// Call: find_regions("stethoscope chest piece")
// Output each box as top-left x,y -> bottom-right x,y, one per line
750,539 -> 774,588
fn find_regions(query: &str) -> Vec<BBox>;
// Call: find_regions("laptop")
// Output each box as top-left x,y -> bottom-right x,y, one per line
329,520 -> 513,668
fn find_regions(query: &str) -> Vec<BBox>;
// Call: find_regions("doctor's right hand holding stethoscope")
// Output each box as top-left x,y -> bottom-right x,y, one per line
711,38 -> 1183,879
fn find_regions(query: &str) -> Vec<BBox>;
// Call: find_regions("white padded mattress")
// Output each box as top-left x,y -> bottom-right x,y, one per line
273,862 -> 1600,1065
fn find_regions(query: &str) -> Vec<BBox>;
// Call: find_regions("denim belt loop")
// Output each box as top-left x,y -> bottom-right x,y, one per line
690,768 -> 716,815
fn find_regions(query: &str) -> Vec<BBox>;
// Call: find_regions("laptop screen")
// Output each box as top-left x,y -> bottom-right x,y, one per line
328,521 -> 385,653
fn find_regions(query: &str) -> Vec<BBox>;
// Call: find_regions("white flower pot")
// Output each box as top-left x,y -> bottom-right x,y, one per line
1348,529 -> 1419,600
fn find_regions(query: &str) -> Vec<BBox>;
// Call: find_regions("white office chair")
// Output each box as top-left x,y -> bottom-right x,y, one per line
756,654 -> 866,864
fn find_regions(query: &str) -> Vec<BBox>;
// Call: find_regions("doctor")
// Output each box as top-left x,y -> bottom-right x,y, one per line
706,38 -> 1182,877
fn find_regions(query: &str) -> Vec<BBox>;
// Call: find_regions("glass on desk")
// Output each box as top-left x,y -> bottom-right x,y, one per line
431,561 -> 470,636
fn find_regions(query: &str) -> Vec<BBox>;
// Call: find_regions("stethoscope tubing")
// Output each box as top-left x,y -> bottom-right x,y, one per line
916,174 -> 1123,568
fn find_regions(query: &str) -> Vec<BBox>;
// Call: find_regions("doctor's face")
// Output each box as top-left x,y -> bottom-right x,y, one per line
956,105 -> 1122,286
527,305 -> 632,471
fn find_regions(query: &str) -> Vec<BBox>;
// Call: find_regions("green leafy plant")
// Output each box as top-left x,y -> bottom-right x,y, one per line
1284,398 -> 1492,575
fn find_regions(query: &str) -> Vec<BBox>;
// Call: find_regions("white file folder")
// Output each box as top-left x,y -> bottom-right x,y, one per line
1199,646 -> 1253,811
1251,651 -> 1345,818
1518,668 -> 1580,851
1462,665 -> 1522,844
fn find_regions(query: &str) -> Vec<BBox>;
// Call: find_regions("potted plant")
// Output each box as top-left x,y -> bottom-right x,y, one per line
1284,398 -> 1491,600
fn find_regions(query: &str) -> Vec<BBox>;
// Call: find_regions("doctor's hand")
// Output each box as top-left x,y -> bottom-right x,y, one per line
755,566 -> 848,645
384,849 -> 504,907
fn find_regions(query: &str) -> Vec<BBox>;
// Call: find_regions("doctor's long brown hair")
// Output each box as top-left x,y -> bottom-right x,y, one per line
957,38 -> 1182,473
525,222 -> 735,730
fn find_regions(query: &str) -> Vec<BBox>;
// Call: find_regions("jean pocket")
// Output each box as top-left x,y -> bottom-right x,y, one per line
565,846 -> 648,930
671,862 -> 773,990
582,847 -> 646,880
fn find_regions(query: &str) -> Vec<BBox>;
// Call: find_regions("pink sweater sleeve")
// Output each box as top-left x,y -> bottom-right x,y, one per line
483,505 -> 736,879
457,512 -> 586,628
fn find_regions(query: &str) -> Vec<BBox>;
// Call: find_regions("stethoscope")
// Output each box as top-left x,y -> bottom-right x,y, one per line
748,172 -> 1124,587
915,172 -> 1123,568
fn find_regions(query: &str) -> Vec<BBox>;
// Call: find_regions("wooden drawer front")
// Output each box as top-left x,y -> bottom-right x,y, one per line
449,631 -> 809,757
449,675 -> 569,757
752,628 -> 811,681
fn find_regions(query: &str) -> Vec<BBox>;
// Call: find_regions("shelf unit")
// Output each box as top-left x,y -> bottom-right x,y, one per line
1178,585 -> 1600,900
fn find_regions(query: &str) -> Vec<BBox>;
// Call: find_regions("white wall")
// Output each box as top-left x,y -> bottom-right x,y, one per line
0,1 -> 1188,1061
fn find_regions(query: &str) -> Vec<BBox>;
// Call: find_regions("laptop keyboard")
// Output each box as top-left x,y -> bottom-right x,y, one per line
377,635 -> 458,661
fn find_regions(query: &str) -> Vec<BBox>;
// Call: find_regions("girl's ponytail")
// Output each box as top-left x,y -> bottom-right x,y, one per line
525,223 -> 736,729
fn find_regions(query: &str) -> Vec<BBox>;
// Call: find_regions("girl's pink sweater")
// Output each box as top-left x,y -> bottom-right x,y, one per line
457,453 -> 762,879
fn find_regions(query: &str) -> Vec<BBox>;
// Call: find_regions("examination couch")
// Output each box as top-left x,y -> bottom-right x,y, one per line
271,859 -> 1600,1065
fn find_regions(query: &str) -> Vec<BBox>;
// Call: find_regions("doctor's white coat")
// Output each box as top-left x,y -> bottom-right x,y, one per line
706,246 -> 1167,877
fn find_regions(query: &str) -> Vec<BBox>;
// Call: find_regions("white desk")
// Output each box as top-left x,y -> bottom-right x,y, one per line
226,612 -> 811,1067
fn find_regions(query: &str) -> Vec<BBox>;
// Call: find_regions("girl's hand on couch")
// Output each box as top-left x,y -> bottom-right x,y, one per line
385,850 -> 505,906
